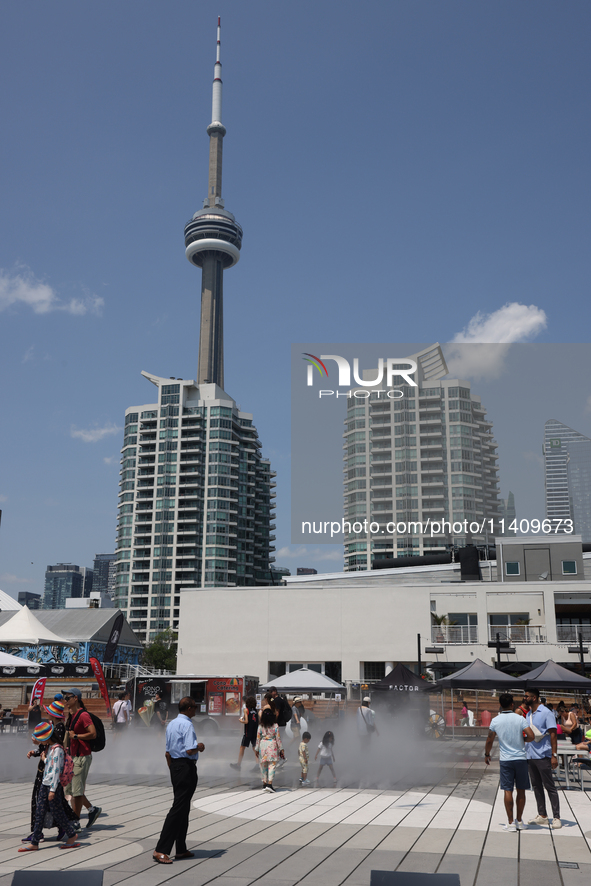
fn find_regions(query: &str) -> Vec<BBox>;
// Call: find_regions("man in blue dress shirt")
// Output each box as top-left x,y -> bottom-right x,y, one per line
153,697 -> 205,864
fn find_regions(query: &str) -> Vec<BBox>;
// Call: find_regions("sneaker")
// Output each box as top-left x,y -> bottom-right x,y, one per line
56,829 -> 66,841
503,823 -> 517,832
302,779 -> 311,787
229,763 -> 241,771
86,806 -> 102,828
528,814 -> 549,826
21,834 -> 44,843
516,820 -> 528,830
264,784 -> 276,793
551,818 -> 562,829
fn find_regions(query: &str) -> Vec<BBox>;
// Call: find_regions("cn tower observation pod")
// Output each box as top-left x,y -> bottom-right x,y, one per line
184,207 -> 243,269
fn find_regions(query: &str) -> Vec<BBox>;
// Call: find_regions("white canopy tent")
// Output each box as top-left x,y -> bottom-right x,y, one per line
0,606 -> 72,646
259,667 -> 346,694
0,589 -> 22,611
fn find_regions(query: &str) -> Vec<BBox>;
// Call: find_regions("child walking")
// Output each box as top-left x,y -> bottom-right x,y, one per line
299,731 -> 311,786
255,708 -> 284,793
19,722 -> 81,852
314,731 -> 336,786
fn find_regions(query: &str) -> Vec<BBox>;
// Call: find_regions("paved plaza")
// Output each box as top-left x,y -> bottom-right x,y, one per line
1,737 -> 591,886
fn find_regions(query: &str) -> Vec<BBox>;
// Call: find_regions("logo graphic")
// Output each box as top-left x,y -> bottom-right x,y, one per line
302,354 -> 329,385
304,353 -> 418,395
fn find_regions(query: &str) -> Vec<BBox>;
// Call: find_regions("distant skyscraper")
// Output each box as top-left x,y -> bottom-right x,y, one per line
18,591 -> 42,610
114,21 -> 276,642
343,345 -> 501,570
544,419 -> 591,542
43,564 -> 83,609
499,491 -> 517,535
93,554 -> 116,599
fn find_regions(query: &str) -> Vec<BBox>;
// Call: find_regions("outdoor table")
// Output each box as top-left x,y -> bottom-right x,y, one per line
554,744 -> 591,789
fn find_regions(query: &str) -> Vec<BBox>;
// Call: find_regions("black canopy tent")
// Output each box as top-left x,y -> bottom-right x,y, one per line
371,663 -> 432,692
436,658 -> 524,690
523,660 -> 591,691
369,663 -> 433,735
435,659 -> 524,737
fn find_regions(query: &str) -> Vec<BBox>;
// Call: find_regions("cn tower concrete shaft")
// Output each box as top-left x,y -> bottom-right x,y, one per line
185,18 -> 242,388
198,255 -> 224,388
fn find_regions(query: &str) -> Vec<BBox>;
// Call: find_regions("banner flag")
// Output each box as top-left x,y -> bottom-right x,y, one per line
31,677 -> 47,706
103,612 -> 124,663
89,657 -> 111,716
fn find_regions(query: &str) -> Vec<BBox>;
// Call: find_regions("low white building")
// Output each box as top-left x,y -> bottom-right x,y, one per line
178,536 -> 591,690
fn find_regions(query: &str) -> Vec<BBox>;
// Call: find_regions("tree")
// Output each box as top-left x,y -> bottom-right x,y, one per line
142,629 -> 177,672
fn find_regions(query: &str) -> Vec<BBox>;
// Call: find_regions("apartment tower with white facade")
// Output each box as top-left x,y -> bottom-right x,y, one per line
114,22 -> 276,641
343,345 -> 501,570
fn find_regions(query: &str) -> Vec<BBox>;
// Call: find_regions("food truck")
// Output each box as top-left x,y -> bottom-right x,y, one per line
128,674 -> 259,733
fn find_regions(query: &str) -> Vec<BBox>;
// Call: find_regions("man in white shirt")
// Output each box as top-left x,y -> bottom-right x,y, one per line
484,693 -> 534,832
357,698 -> 379,742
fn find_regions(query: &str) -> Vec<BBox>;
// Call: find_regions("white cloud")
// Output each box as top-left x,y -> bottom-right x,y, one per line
21,345 -> 35,363
0,573 -> 32,585
103,455 -> 117,465
523,450 -> 544,468
71,423 -> 122,443
0,268 -> 104,316
445,302 -> 547,380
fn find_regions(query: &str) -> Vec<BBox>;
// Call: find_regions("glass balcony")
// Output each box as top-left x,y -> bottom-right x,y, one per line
488,624 -> 547,644
431,625 -> 478,644
556,624 -> 591,643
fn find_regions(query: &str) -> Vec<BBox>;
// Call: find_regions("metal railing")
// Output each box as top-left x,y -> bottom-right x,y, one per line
431,625 -> 478,644
488,625 -> 546,644
100,662 -> 173,681
556,625 -> 591,643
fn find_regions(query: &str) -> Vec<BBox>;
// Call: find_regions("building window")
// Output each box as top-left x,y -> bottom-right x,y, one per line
505,561 -> 520,575
562,560 -> 577,575
363,662 -> 386,681
269,661 -> 286,680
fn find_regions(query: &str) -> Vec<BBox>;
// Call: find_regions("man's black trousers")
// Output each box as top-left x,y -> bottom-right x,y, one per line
527,757 -> 560,820
155,758 -> 198,856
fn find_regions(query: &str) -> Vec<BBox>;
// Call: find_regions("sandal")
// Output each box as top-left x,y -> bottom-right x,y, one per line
18,846 -> 39,852
58,842 -> 81,850
153,852 -> 173,864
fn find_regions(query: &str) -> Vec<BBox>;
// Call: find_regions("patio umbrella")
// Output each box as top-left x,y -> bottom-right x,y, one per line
523,660 -> 591,691
259,667 -> 346,694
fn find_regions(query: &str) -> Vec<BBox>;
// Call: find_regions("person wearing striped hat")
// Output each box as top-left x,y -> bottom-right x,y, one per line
44,699 -> 65,720
19,722 -> 81,852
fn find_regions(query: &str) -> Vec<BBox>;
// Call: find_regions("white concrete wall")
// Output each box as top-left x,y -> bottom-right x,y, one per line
178,578 -> 590,683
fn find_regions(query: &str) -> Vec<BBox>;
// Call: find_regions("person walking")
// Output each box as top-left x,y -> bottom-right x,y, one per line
153,691 -> 169,729
286,697 -> 305,750
314,731 -> 337,786
62,688 -> 101,828
524,688 -> 561,828
18,722 -> 81,852
112,692 -> 131,732
230,696 -> 258,771
255,707 -> 284,793
357,697 -> 379,742
153,696 -> 205,864
484,693 -> 535,832
269,686 -> 292,746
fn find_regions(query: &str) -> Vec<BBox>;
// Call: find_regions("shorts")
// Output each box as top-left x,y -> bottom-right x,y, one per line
499,759 -> 530,791
241,733 -> 256,748
64,754 -> 92,797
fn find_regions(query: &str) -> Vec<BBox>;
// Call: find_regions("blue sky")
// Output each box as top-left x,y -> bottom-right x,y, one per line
0,1 -> 590,599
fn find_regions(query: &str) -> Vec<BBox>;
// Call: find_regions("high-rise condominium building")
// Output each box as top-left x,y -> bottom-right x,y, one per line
343,345 -> 500,570
18,592 -> 42,610
114,22 -> 276,641
544,419 -> 591,542
43,564 -> 84,609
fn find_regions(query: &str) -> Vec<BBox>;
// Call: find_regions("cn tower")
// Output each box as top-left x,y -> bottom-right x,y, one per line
184,18 -> 242,389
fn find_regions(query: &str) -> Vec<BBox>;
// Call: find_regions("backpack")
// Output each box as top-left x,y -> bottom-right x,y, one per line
60,751 -> 74,787
71,709 -> 106,753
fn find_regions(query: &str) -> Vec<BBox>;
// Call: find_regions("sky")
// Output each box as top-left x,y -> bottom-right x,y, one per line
0,1 -> 590,599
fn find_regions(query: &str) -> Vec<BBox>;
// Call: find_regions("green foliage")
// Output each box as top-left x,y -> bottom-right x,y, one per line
142,629 -> 177,672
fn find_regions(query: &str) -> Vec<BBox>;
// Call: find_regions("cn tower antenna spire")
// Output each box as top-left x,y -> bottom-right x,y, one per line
211,16 -> 223,129
184,17 -> 243,389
